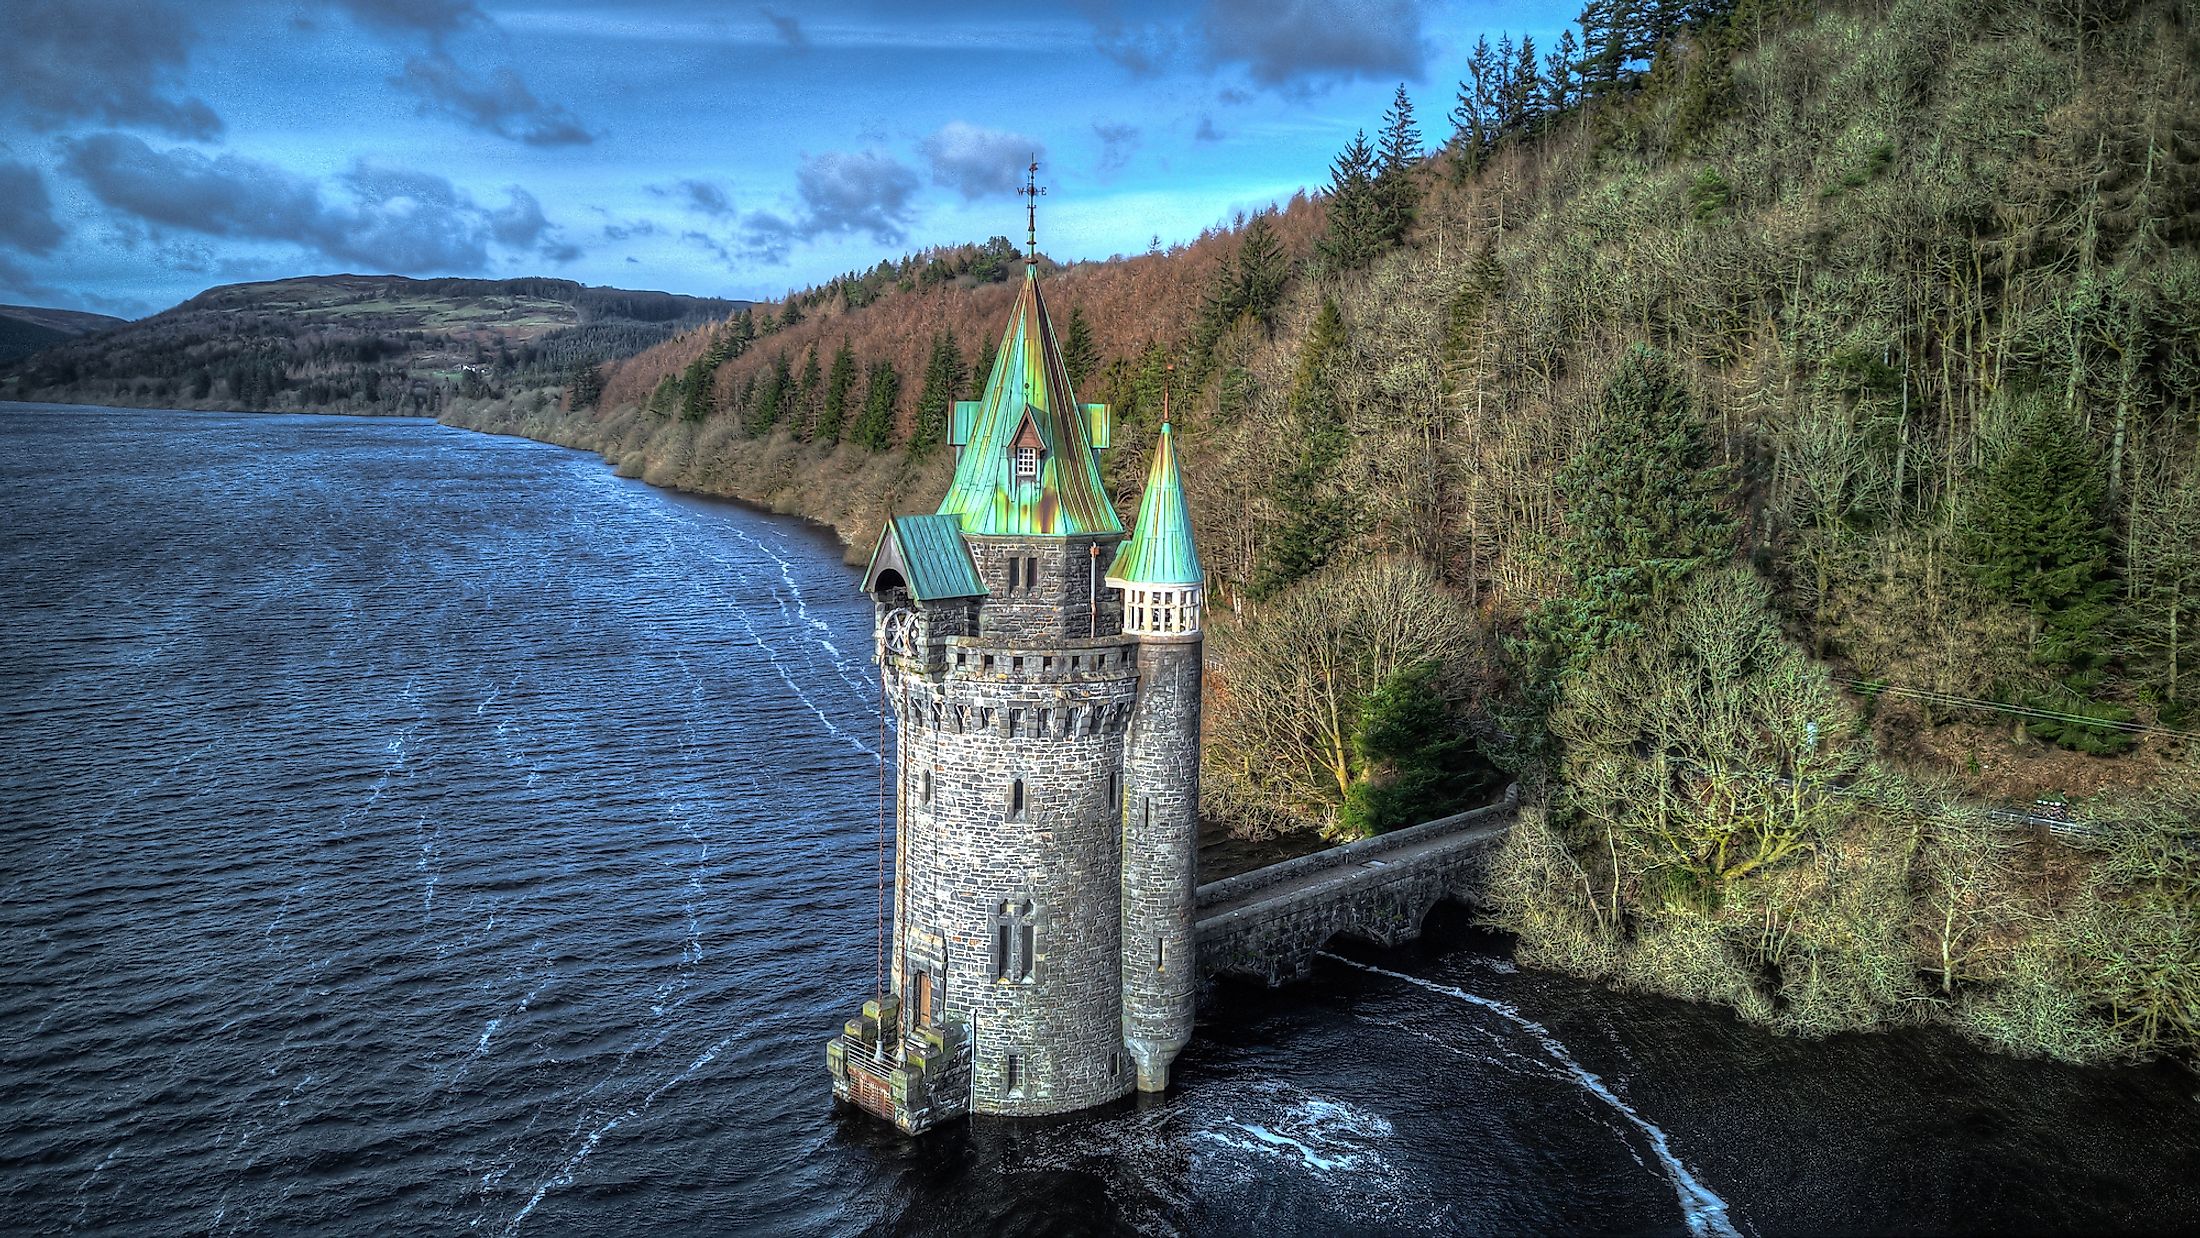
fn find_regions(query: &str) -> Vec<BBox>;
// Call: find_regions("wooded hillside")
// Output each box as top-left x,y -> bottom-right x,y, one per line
0,274 -> 745,415
450,0 -> 2199,1068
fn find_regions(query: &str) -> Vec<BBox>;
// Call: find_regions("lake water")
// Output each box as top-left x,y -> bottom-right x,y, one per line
3,403 -> 2195,1236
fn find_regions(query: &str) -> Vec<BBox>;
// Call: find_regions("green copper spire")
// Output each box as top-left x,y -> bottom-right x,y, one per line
934,263 -> 1122,536
1107,422 -> 1203,586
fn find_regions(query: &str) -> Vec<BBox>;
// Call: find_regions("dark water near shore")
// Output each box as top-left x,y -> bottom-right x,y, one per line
3,402 -> 2196,1237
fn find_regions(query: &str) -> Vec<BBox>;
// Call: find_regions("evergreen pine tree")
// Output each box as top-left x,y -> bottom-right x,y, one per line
1251,298 -> 1354,599
1507,36 -> 1541,135
1374,85 -> 1422,248
911,332 -> 962,456
1544,29 -> 1581,116
817,338 -> 857,444
747,351 -> 791,435
1315,130 -> 1383,273
1528,345 -> 1736,676
972,337 -> 999,394
1966,401 -> 2118,668
1236,212 -> 1290,332
794,345 -> 822,437
850,359 -> 899,450
1060,306 -> 1099,393
1452,36 -> 1499,169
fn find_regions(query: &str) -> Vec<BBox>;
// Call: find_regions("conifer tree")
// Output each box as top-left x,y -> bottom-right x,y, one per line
1506,36 -> 1541,135
817,338 -> 857,444
1374,86 -> 1422,248
972,337 -> 999,394
1453,35 -> 1499,168
747,350 -> 791,435
1965,401 -> 2118,668
1315,130 -> 1383,273
1060,306 -> 1099,393
1252,298 -> 1354,599
1528,345 -> 1735,676
850,358 -> 899,450
794,345 -> 822,436
911,332 -> 962,456
1237,212 -> 1290,332
1131,340 -> 1174,428
1544,29 -> 1581,116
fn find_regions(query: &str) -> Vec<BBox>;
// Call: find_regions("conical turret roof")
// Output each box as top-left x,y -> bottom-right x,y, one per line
934,265 -> 1121,537
1107,422 -> 1202,586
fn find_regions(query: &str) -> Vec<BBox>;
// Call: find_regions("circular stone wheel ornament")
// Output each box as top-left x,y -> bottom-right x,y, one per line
882,608 -> 919,657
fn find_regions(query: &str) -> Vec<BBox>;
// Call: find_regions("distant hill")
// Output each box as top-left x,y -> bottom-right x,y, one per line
0,304 -> 127,366
0,274 -> 746,415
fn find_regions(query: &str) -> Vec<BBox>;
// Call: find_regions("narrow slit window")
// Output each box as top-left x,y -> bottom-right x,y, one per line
1010,778 -> 1025,818
1018,919 -> 1036,982
1110,771 -> 1120,809
1005,1053 -> 1022,1093
995,914 -> 1012,980
1157,937 -> 1166,972
1025,555 -> 1037,586
1007,556 -> 1020,590
921,770 -> 932,804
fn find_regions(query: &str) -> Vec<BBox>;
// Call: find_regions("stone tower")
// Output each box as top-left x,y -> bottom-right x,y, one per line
826,226 -> 1203,1134
1110,422 -> 1203,1095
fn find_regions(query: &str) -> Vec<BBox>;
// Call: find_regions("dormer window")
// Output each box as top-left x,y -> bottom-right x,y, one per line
1014,444 -> 1039,482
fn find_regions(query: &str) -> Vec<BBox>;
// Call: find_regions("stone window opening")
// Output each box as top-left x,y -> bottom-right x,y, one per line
1008,708 -> 1022,737
1156,936 -> 1166,973
1024,555 -> 1037,587
1109,770 -> 1120,809
1008,556 -> 1021,590
921,770 -> 932,804
1004,1053 -> 1023,1096
1109,1052 -> 1122,1079
994,899 -> 1036,982
1009,777 -> 1026,819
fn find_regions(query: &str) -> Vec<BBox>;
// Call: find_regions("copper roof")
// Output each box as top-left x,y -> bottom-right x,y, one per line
1107,422 -> 1204,586
934,266 -> 1122,537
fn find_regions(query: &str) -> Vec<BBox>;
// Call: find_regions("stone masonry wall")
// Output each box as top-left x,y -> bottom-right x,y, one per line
965,533 -> 1124,642
887,536 -> 1143,1118
1192,790 -> 1519,989
1119,634 -> 1200,1092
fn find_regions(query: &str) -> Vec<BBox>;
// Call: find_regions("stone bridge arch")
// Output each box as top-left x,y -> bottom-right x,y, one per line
1192,788 -> 1519,990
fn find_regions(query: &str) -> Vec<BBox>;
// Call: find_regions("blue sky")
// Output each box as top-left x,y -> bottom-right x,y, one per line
0,1 -> 1575,317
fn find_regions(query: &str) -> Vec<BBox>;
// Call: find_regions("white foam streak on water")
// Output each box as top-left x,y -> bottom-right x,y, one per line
502,1034 -> 735,1237
1323,953 -> 1741,1238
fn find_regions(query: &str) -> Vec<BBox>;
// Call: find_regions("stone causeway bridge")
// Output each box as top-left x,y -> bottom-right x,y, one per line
1192,785 -> 1521,989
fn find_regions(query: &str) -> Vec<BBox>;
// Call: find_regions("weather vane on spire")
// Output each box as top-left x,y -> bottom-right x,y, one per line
1021,156 -> 1046,264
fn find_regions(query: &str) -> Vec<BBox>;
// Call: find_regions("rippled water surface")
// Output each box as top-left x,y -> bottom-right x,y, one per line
3,404 -> 2196,1236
